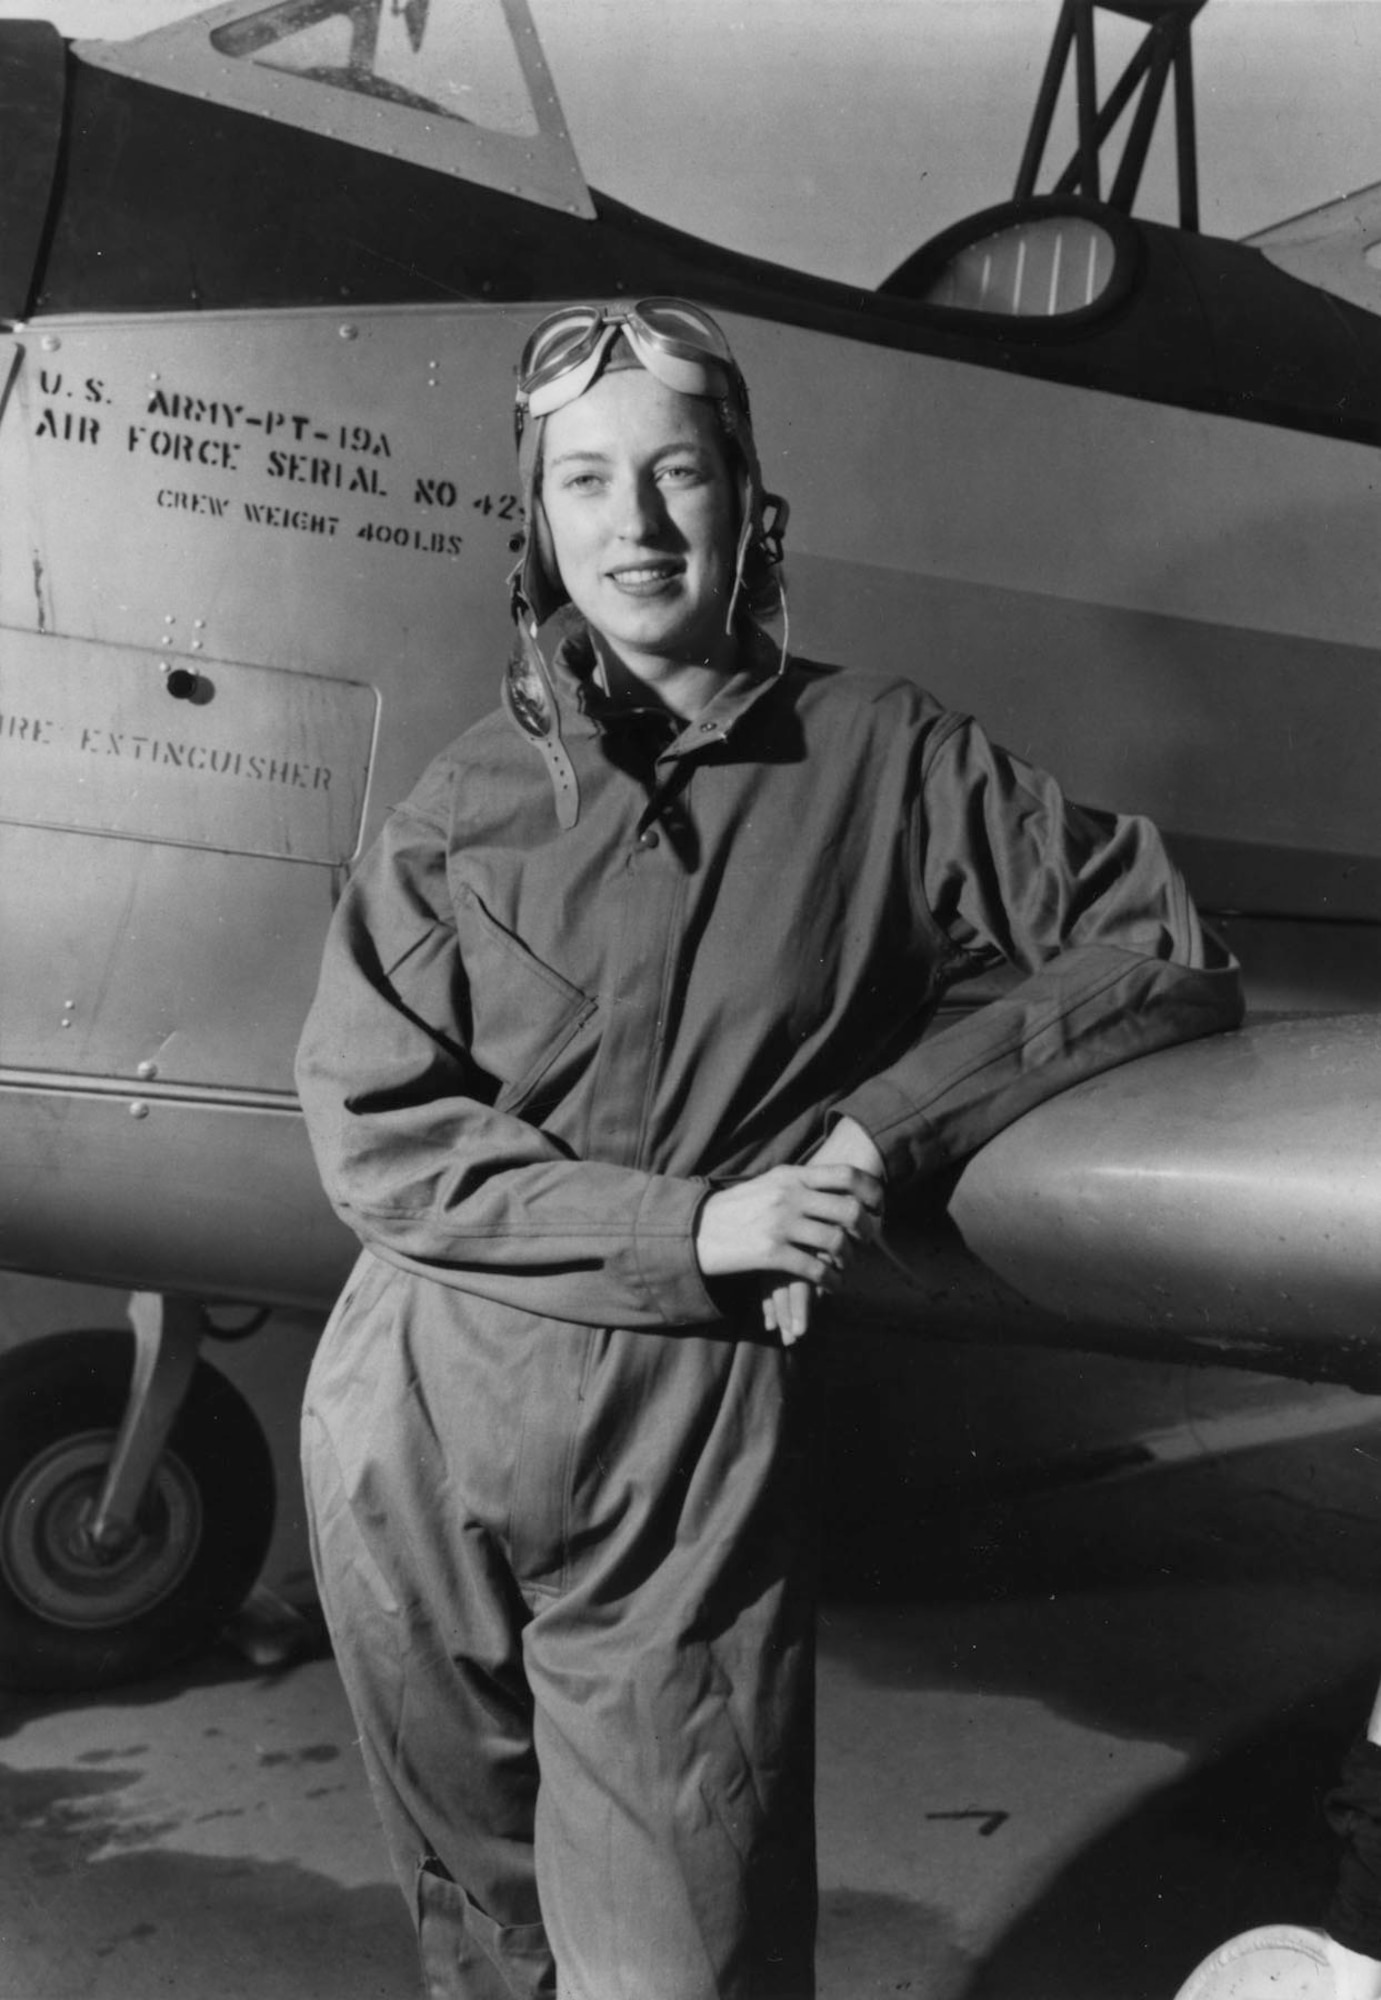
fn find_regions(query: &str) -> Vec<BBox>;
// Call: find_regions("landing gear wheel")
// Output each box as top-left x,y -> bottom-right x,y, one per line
0,1330 -> 275,1693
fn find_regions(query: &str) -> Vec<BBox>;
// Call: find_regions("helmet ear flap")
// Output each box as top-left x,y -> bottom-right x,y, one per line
514,414 -> 570,628
518,495 -> 566,627
721,423 -> 788,632
534,499 -> 560,604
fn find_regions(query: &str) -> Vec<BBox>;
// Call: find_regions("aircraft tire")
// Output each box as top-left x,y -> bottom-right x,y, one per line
0,1330 -> 275,1693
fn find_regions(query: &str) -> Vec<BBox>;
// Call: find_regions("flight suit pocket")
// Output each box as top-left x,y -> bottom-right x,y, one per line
453,885 -> 596,1116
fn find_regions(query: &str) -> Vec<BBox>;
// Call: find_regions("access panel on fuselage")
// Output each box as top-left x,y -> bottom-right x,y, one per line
0,305 -> 532,833
0,629 -> 373,862
0,305 -> 532,1112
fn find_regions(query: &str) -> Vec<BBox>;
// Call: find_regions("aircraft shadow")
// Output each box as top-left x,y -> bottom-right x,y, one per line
0,1613 -> 334,1745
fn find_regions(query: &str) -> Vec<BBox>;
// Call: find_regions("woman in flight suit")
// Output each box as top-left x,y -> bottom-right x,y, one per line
295,299 -> 1242,2000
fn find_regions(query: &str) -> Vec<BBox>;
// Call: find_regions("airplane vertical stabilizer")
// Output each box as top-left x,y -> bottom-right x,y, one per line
1247,182 -> 1381,317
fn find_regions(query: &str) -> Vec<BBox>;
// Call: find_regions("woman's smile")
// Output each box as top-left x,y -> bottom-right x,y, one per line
607,558 -> 685,593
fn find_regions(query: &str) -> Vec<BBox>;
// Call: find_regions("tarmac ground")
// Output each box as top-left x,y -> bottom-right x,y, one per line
4,1275 -> 1381,2000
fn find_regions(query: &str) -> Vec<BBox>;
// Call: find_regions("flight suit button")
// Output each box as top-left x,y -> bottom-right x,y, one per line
637,828 -> 660,850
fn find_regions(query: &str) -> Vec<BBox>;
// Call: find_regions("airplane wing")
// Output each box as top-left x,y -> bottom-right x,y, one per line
855,1013 -> 1381,1392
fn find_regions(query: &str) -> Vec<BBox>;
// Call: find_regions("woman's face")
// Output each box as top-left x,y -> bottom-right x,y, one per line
538,367 -> 738,671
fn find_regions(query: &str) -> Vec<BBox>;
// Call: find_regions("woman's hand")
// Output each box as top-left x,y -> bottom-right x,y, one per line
762,1119 -> 887,1344
694,1119 -> 885,1345
696,1160 -> 882,1293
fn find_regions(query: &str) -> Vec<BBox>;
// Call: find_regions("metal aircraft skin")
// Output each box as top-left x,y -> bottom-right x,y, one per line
1,0 -> 1380,1686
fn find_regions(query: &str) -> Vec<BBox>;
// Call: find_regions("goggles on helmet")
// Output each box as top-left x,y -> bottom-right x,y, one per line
515,298 -> 746,435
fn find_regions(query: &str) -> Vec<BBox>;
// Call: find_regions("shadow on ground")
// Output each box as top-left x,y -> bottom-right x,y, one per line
3,1816 -> 414,2000
966,1680 -> 1365,2000
821,1415 -> 1381,1754
819,1885 -> 971,1999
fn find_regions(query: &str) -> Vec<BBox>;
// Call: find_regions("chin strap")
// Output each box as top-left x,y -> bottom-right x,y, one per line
724,485 -> 789,635
727,491 -> 791,678
503,569 -> 580,830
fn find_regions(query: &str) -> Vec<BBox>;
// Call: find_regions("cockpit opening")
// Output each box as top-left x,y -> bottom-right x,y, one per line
879,197 -> 1140,328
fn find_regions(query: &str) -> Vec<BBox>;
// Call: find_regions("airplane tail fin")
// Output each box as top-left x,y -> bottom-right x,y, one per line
1246,182 -> 1381,316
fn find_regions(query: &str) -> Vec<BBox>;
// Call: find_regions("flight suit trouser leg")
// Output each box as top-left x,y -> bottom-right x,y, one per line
304,1408 -> 555,2000
519,1451 -> 818,2000
302,1271 -> 817,2000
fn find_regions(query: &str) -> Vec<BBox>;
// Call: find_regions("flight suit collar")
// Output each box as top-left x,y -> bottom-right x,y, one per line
548,616 -> 785,759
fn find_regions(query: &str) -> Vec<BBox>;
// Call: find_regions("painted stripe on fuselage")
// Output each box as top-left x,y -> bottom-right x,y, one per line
722,311 -> 1381,652
788,549 -> 1381,879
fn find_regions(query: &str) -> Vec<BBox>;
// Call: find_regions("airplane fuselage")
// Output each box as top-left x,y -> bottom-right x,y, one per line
3,19 -> 1381,1371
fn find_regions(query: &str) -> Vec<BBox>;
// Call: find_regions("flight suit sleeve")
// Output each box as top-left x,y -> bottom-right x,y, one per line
831,712 -> 1245,1185
294,804 -> 721,1329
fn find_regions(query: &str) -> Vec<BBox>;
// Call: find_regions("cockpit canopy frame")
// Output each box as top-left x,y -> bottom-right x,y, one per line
74,0 -> 595,221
